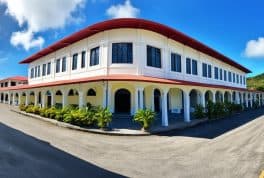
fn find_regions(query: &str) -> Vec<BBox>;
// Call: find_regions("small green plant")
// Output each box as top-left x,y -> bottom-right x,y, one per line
19,104 -> 27,111
206,100 -> 214,120
133,109 -> 156,130
94,107 -> 112,129
25,105 -> 34,113
193,104 -> 205,119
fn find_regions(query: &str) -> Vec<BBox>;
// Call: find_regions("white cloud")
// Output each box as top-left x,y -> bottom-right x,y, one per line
0,0 -> 85,50
106,0 -> 140,19
244,37 -> 264,58
10,30 -> 44,51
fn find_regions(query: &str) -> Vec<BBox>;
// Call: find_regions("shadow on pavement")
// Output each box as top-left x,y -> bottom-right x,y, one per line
0,123 -> 125,178
157,108 -> 264,139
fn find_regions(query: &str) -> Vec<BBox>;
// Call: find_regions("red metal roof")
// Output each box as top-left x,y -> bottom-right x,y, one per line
0,76 -> 27,82
19,18 -> 251,73
0,75 -> 257,92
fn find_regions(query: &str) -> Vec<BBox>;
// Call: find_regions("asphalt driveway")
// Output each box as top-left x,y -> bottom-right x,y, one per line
0,104 -> 264,178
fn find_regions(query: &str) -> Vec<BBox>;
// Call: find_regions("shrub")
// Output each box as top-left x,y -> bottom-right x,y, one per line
55,107 -> 70,121
94,107 -> 112,129
19,104 -> 27,111
133,109 -> 156,130
39,107 -> 48,117
224,101 -> 233,116
25,105 -> 34,113
193,104 -> 205,119
206,100 -> 214,120
212,102 -> 225,119
32,106 -> 40,114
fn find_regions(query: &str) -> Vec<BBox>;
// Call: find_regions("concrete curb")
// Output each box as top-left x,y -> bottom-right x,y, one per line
10,108 -> 207,136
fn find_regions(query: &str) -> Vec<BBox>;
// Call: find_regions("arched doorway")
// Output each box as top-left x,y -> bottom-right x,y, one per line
46,91 -> 52,108
205,90 -> 213,104
154,89 -> 161,113
115,89 -> 131,113
215,91 -> 223,103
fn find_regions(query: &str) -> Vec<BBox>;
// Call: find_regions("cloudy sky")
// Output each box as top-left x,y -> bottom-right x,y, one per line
0,0 -> 263,78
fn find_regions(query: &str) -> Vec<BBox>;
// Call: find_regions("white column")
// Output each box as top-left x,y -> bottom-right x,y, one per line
201,91 -> 206,108
212,91 -> 216,103
34,93 -> 38,106
62,90 -> 68,108
245,93 -> 249,108
107,86 -> 112,112
161,88 -> 169,126
18,93 -> 21,105
12,93 -> 15,106
235,92 -> 240,104
25,92 -> 29,106
183,90 -> 190,122
151,88 -> 155,111
42,93 -> 45,107
78,91 -> 84,108
102,85 -> 107,108
139,88 -> 144,109
250,93 -> 253,108
134,88 -> 139,114
258,94 -> 261,107
8,93 -> 11,105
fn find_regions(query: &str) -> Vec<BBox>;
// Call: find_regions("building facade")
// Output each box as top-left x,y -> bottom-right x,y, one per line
0,18 -> 263,126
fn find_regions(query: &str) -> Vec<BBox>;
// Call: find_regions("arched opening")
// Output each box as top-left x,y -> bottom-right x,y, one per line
0,93 -> 4,103
5,93 -> 8,103
205,90 -> 213,104
68,89 -> 79,107
215,91 -> 223,103
224,91 -> 231,103
154,89 -> 161,113
21,92 -> 26,105
86,88 -> 97,107
55,90 -> 63,108
190,89 -> 201,112
29,91 -> 35,105
115,89 -> 131,114
232,91 -> 236,103
15,93 -> 19,105
168,88 -> 184,115
46,91 -> 52,108
38,92 -> 42,105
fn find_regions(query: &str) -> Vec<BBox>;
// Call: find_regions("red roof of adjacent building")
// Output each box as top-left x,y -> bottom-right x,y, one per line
19,18 -> 251,73
0,75 -> 258,92
0,76 -> 27,82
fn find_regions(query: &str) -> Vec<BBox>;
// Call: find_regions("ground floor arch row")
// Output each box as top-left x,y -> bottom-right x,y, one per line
224,91 -> 232,103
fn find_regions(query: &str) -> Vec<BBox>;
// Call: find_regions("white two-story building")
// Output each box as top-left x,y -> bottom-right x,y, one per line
0,18 -> 263,126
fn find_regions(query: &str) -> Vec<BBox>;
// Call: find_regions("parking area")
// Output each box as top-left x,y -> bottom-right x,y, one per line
1,103 -> 264,178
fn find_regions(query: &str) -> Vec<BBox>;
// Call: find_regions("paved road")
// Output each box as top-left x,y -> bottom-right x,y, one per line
0,104 -> 264,178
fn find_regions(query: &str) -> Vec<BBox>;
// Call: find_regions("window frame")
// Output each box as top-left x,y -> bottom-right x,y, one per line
112,42 -> 133,64
90,46 -> 100,66
72,53 -> 78,70
171,52 -> 181,73
146,45 -> 161,68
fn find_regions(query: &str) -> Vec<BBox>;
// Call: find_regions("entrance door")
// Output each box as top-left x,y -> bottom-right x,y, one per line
115,89 -> 131,113
47,96 -> 52,107
154,89 -> 161,113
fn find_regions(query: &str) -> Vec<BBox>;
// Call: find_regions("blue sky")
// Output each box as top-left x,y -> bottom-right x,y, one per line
0,0 -> 264,79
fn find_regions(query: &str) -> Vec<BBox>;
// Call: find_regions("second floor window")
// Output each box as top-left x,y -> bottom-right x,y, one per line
30,68 -> 34,78
224,70 -> 227,81
34,66 -> 37,78
42,64 -> 46,76
112,43 -> 133,63
202,63 -> 207,77
219,69 -> 222,80
81,51 -> 86,68
37,66 -> 40,77
90,47 -> 99,66
72,53 -> 78,70
56,59 -> 60,73
214,67 -> 219,79
171,53 -> 181,72
186,58 -> 191,74
228,71 -> 232,82
192,59 -> 197,75
147,45 -> 161,68
208,65 -> 212,78
233,73 -> 236,83
62,57 -> 66,72
47,62 -> 51,75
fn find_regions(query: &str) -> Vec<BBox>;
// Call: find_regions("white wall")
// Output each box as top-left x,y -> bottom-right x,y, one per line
28,28 -> 247,89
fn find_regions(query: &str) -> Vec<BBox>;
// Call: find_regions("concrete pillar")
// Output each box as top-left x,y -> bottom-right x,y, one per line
18,93 -> 21,105
183,90 -> 190,122
250,93 -> 253,108
8,93 -> 11,105
151,88 -> 155,111
245,93 -> 249,108
102,85 -> 107,108
34,93 -> 38,106
139,88 -> 144,109
235,92 -> 240,104
134,87 -> 139,114
12,93 -> 15,106
212,91 -> 216,103
62,90 -> 68,108
25,92 -> 29,106
78,91 -> 84,108
161,88 -> 169,126
42,93 -> 45,108
201,91 -> 206,108
258,94 -> 261,107
107,86 -> 112,112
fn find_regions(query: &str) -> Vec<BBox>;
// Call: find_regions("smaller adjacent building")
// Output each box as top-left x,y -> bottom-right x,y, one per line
0,76 -> 27,88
